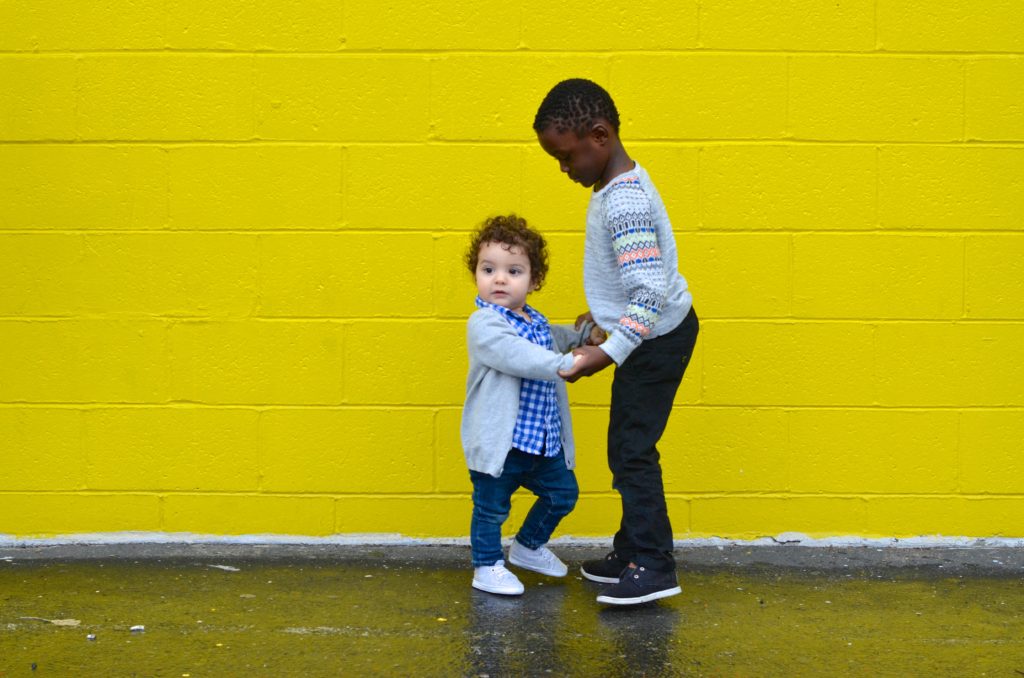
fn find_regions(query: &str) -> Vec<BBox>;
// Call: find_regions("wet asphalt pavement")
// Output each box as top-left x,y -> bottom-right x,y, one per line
1,543 -> 1023,676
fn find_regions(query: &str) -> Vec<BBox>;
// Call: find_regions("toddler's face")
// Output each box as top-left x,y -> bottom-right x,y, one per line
537,125 -> 607,189
475,241 -> 536,316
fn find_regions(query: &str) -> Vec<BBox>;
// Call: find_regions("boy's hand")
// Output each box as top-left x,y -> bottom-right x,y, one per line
574,311 -> 594,331
558,345 -> 614,382
574,309 -> 607,345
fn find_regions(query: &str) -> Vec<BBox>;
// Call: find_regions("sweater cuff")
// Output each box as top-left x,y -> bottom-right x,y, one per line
558,352 -> 577,374
599,330 -> 637,366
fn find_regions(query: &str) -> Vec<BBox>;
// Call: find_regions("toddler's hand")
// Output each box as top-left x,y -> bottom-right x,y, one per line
558,345 -> 614,383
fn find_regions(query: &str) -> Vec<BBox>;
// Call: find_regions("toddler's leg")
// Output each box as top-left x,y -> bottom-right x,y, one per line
469,469 -> 518,567
515,451 -> 579,550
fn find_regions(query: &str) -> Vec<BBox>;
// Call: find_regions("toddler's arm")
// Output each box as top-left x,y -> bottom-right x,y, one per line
468,311 -> 575,380
549,320 -> 603,353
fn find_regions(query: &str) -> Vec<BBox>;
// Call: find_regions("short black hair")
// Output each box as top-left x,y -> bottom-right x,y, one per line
533,78 -> 620,136
466,214 -> 549,290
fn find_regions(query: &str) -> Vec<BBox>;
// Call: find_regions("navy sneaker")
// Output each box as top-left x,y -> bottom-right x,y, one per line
580,551 -> 631,584
595,565 -> 681,605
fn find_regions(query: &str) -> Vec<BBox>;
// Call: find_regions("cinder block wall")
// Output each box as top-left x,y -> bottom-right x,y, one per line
1,2 -> 1021,539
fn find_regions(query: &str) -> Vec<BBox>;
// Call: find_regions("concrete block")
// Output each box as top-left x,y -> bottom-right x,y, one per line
790,56 -> 963,142
168,145 -> 342,230
169,320 -> 344,405
260,408 -> 435,493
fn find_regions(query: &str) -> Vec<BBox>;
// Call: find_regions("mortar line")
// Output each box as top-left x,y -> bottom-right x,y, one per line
3,48 -> 1021,56
5,226 -> 1024,235
2,139 -> 1021,148
2,489 -> 1020,500
2,403 -> 1019,412
5,315 -> 1021,324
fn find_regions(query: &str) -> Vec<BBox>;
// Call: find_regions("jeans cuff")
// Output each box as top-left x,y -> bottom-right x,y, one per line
514,536 -> 542,551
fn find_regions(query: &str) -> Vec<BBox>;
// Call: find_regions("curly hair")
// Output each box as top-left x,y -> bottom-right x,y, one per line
466,214 -> 549,291
533,78 -> 620,136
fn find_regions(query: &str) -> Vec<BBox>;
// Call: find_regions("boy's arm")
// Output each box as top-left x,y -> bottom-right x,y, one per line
596,181 -> 669,366
468,311 -> 575,380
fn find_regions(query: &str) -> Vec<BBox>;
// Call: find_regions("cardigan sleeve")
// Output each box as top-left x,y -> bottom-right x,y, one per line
467,311 -> 575,380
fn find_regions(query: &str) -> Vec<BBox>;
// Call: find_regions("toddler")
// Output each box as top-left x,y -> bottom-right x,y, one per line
461,214 -> 602,595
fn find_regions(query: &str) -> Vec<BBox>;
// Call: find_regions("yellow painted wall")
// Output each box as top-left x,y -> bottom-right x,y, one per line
1,1 -> 1022,540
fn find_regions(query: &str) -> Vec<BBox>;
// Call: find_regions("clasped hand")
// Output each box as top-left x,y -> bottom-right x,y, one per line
557,311 -> 614,383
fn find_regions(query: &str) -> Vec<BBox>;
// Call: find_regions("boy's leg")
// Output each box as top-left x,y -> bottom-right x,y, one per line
470,453 -> 528,567
515,449 -> 579,549
608,308 -> 699,572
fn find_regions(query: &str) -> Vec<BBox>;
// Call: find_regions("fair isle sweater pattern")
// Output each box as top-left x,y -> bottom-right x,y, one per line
584,162 -> 692,366
605,176 -> 666,344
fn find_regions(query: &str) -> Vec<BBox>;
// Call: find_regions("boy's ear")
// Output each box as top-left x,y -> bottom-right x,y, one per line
589,122 -> 610,145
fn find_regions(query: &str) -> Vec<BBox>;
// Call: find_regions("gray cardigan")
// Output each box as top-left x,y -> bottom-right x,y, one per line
461,307 -> 592,478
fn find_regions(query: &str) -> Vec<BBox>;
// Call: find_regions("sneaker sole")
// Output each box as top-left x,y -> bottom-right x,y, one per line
508,554 -> 567,578
580,567 -> 620,584
472,580 -> 524,596
596,585 -> 681,605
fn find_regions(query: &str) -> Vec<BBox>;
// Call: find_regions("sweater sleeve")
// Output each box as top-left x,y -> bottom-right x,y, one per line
598,180 -> 668,365
467,311 -> 576,380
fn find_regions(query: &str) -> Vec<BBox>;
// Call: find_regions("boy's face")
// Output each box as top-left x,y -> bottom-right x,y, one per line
536,124 -> 609,189
474,240 -> 536,316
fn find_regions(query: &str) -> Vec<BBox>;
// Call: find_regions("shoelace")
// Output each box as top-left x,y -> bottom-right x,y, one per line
536,548 -> 558,565
491,565 -> 516,580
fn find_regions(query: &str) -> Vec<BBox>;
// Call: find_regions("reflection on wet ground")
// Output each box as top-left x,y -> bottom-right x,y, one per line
1,546 -> 1022,675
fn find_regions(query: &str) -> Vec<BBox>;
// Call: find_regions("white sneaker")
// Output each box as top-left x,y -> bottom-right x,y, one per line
472,560 -> 524,596
508,541 -> 568,577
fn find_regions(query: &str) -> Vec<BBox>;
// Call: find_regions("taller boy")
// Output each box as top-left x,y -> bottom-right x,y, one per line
534,79 -> 699,605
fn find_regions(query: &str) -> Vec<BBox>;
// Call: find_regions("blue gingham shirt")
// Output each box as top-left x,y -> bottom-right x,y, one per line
475,297 -> 562,457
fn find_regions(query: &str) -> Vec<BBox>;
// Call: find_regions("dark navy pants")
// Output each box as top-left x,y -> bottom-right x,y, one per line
608,307 -> 699,573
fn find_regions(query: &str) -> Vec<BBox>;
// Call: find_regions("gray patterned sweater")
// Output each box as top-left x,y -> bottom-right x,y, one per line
584,162 -> 693,365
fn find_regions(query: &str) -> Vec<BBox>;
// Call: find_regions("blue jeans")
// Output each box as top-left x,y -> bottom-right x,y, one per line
469,449 -> 579,567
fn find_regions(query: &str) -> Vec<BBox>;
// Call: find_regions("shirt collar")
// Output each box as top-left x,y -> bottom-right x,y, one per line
475,296 -> 545,325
